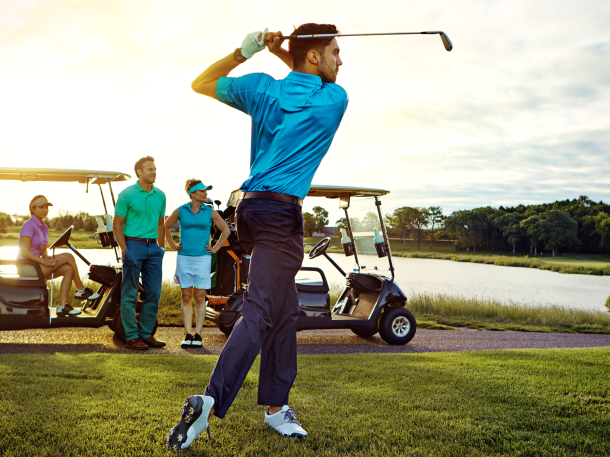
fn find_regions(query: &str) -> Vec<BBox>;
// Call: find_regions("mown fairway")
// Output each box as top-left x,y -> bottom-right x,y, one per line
1,348 -> 609,456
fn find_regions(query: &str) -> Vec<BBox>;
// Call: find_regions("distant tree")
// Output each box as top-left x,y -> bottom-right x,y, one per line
303,212 -> 316,237
521,214 -> 544,255
427,206 -> 444,249
446,210 -> 485,253
12,214 -> 28,225
542,210 -> 580,256
349,217 -> 362,232
492,211 -> 524,254
84,217 -> 97,232
0,213 -> 14,227
522,210 -> 580,256
74,216 -> 84,230
334,217 -> 348,237
409,207 -> 430,250
360,212 -> 379,232
588,212 -> 610,252
390,207 -> 413,250
312,206 -> 329,234
0,217 -> 7,233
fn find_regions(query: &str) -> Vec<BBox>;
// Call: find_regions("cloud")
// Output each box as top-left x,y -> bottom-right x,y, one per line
0,0 -> 609,225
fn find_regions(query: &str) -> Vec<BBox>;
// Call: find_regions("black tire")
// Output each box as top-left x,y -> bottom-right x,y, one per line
378,307 -> 416,345
218,323 -> 234,337
351,327 -> 379,337
113,308 -> 158,343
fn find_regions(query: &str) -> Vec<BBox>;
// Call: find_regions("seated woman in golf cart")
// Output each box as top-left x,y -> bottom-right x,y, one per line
18,195 -> 98,316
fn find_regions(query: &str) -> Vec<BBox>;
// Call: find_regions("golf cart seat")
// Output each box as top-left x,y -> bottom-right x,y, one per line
0,260 -> 45,286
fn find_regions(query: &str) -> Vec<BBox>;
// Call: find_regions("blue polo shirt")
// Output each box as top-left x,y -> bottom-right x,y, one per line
177,202 -> 213,256
216,71 -> 348,200
115,182 -> 166,239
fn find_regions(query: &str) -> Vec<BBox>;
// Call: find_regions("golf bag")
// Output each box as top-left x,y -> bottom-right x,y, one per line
207,203 -> 250,310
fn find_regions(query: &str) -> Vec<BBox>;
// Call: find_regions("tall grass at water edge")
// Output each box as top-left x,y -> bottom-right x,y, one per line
409,292 -> 610,334
393,251 -> 610,276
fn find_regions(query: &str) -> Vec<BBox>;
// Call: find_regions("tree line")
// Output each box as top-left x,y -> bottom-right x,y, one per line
0,211 -> 100,233
305,195 -> 610,256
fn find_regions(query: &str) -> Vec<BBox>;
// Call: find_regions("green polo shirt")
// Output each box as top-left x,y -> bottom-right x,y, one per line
115,182 -> 166,238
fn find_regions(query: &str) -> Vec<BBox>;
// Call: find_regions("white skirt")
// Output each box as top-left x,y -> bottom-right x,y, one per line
173,254 -> 212,289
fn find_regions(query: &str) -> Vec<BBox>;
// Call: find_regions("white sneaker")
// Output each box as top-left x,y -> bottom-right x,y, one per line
166,395 -> 215,450
191,333 -> 203,348
264,405 -> 308,438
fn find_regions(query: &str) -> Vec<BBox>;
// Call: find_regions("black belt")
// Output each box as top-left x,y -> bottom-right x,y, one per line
125,236 -> 158,243
242,191 -> 303,207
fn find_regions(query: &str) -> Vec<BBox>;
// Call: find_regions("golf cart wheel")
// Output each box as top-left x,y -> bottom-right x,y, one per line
218,323 -> 234,337
379,307 -> 416,345
112,309 -> 158,344
351,327 -> 379,338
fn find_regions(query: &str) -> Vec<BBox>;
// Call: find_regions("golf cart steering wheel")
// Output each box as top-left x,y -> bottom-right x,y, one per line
49,226 -> 74,250
309,237 -> 331,259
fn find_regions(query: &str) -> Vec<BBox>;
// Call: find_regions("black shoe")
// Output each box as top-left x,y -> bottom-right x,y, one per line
167,395 -> 215,450
191,333 -> 203,348
181,334 -> 193,348
56,304 -> 82,316
74,287 -> 100,301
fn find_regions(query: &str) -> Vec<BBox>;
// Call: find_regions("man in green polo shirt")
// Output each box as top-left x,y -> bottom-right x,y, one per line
114,156 -> 167,350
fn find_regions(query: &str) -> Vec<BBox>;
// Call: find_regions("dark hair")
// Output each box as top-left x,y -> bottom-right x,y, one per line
29,195 -> 46,215
289,23 -> 339,68
185,179 -> 202,195
134,156 -> 155,178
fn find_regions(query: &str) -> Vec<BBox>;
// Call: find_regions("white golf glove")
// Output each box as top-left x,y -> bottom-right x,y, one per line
240,28 -> 268,59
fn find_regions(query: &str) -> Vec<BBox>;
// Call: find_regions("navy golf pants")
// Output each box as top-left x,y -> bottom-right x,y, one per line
205,198 -> 304,418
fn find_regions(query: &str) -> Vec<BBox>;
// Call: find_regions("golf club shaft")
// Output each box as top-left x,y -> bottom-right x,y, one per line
285,31 -> 442,39
282,30 -> 453,52
49,264 -> 54,325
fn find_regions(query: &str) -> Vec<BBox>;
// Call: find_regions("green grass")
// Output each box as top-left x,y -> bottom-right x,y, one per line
409,293 -> 610,334
1,349 -> 609,456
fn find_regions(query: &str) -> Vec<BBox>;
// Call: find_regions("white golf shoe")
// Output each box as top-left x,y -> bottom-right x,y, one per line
166,395 -> 214,450
264,405 -> 308,438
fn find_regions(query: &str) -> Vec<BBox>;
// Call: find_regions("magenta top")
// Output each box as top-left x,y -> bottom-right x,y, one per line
18,217 -> 49,259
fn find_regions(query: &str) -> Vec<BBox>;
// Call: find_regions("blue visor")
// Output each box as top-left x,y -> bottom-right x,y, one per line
188,182 -> 213,195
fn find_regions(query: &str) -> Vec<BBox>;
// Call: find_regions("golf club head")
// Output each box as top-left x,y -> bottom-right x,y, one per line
440,32 -> 453,51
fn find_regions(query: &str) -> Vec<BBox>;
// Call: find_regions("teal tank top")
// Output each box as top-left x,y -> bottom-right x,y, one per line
177,203 -> 213,256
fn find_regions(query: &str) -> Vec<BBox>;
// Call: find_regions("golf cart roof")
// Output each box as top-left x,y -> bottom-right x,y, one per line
0,168 -> 132,184
307,185 -> 389,198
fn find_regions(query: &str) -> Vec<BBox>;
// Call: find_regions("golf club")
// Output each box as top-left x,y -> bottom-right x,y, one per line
49,249 -> 55,325
284,31 -> 453,52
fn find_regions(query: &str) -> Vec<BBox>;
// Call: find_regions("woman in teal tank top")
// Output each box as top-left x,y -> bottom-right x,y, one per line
164,179 -> 230,348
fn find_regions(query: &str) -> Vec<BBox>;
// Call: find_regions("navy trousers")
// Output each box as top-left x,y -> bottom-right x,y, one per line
205,198 -> 304,418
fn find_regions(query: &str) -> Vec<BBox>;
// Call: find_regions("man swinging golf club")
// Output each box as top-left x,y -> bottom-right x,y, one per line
167,23 -> 348,449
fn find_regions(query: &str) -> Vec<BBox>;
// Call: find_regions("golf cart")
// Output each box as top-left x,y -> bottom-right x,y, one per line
206,185 -> 416,345
0,168 -> 154,342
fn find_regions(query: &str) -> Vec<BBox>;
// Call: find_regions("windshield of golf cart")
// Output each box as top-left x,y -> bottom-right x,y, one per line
306,185 -> 393,277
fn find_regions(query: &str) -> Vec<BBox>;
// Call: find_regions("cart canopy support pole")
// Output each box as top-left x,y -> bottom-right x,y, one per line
343,208 -> 360,272
375,197 -> 395,280
108,181 -> 117,207
98,184 -> 108,214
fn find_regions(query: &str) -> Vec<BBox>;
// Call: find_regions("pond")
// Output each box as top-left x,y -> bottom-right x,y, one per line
2,246 -> 609,312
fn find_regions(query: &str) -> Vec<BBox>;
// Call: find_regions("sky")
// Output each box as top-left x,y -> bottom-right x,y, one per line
1,0 -> 609,225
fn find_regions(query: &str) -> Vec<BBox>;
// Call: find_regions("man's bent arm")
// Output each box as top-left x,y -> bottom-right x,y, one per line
157,217 -> 165,249
191,53 -> 242,99
113,215 -> 127,254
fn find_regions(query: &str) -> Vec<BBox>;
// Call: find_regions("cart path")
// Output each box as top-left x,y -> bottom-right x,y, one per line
0,326 -> 609,355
